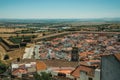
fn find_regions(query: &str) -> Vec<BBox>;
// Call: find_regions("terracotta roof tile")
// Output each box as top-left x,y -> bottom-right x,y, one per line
41,59 -> 78,68
12,68 -> 27,75
36,61 -> 47,71
71,65 -> 94,78
114,53 -> 120,62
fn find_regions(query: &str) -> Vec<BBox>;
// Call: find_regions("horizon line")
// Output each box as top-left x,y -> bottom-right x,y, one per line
0,17 -> 120,20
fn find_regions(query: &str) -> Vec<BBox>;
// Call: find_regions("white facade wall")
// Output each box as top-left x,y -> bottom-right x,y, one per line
79,71 -> 88,80
79,69 -> 100,80
94,69 -> 100,80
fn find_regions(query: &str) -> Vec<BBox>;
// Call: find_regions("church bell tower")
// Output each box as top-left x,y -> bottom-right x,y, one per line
71,46 -> 79,61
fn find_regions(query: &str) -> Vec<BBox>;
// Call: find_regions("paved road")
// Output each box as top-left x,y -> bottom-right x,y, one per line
34,32 -> 69,41
34,31 -> 120,42
74,31 -> 120,34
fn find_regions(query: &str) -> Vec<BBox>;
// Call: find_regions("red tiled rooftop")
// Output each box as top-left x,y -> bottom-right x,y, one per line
106,46 -> 115,50
12,68 -> 27,75
54,69 -> 73,74
41,59 -> 78,68
71,65 -> 94,78
80,60 -> 100,67
85,39 -> 97,43
88,60 -> 100,63
36,61 -> 47,71
79,52 -> 94,57
114,53 -> 120,62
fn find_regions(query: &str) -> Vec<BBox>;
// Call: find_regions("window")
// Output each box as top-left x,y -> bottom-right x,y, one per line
88,77 -> 93,80
58,73 -> 66,77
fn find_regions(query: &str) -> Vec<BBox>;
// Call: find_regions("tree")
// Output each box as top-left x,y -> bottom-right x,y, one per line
34,73 -> 41,80
34,72 -> 52,80
40,72 -> 52,80
0,61 -> 7,73
4,54 -> 9,60
16,33 -> 19,37
32,35 -> 36,38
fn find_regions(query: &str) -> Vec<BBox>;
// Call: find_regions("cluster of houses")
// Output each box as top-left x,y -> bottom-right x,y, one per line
33,33 -> 120,60
3,32 -> 120,80
10,54 -> 120,80
10,59 -> 96,80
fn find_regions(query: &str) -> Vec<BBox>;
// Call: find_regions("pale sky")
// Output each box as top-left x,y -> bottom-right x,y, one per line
0,0 -> 120,19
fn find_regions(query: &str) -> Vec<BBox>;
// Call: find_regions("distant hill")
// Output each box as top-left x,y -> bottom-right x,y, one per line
0,18 -> 120,24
